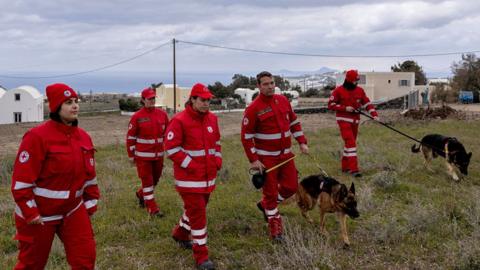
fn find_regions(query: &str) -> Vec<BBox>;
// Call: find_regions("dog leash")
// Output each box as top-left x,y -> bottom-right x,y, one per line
306,153 -> 330,177
355,109 -> 447,155
248,155 -> 297,175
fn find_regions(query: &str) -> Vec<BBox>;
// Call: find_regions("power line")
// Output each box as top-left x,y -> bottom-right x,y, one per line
0,40 -> 171,79
177,39 -> 480,58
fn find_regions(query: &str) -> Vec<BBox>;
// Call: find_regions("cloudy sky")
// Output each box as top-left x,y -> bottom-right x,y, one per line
1,0 -> 480,90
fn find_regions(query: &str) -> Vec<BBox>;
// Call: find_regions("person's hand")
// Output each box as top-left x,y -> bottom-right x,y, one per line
346,106 -> 355,112
300,144 -> 309,154
250,160 -> 265,174
28,216 -> 44,225
373,116 -> 380,121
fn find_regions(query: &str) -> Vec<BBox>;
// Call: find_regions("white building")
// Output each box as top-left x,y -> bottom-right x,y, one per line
154,84 -> 191,111
0,85 -> 44,124
335,71 -> 415,102
234,87 -> 298,107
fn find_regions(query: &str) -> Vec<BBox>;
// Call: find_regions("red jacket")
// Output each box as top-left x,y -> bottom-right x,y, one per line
126,107 -> 169,160
241,93 -> 307,163
328,85 -> 378,123
11,120 -> 100,224
164,104 -> 221,193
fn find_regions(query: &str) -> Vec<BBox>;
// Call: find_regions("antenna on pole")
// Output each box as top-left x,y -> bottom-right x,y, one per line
173,38 -> 177,113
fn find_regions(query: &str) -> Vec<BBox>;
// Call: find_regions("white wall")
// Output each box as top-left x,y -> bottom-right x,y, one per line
0,87 -> 44,124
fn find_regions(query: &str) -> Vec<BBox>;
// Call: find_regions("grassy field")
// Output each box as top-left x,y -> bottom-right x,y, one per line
1,119 -> 479,269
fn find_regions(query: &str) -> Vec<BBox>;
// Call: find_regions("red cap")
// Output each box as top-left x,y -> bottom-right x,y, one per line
46,83 -> 78,112
190,83 -> 214,99
345,70 -> 360,83
141,88 -> 156,99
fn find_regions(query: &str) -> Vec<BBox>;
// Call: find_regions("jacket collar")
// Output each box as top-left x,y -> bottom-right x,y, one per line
259,93 -> 274,103
185,103 -> 207,120
48,119 -> 78,135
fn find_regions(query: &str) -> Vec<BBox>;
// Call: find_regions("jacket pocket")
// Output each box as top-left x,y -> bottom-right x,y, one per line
257,110 -> 275,122
81,146 -> 96,177
45,145 -> 73,174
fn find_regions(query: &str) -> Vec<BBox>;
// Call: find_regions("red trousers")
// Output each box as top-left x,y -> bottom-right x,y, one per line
135,158 -> 163,212
259,157 -> 298,236
14,205 -> 95,270
338,121 -> 359,172
172,193 -> 210,265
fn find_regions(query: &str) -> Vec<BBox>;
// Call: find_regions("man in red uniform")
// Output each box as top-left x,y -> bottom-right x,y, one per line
11,83 -> 100,269
126,87 -> 169,217
328,70 -> 379,177
165,83 -> 221,270
241,71 -> 309,242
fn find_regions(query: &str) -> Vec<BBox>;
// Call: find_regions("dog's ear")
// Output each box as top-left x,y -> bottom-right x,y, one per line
335,185 -> 348,203
349,182 -> 355,194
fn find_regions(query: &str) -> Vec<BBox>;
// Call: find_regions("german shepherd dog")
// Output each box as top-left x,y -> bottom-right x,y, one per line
411,134 -> 472,181
296,174 -> 359,246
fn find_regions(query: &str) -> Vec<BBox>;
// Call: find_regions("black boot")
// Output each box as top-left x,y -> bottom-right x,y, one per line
197,259 -> 215,270
136,191 -> 145,208
172,236 -> 193,250
256,201 -> 268,222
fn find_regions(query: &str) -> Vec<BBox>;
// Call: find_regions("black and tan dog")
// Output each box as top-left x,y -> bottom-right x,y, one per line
412,134 -> 472,181
296,174 -> 359,246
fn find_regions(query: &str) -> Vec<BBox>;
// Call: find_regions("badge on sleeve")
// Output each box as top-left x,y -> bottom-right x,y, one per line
207,126 -> 213,133
19,151 -> 30,163
329,95 -> 334,101
243,117 -> 249,126
167,131 -> 174,140
128,123 -> 133,130
90,158 -> 95,166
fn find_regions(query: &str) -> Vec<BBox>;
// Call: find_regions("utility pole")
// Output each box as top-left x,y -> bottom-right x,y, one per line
173,38 -> 177,113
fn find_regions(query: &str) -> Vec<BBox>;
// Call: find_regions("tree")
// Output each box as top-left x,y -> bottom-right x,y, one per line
451,53 -> 480,102
119,98 -> 141,112
208,82 -> 231,99
273,76 -> 290,90
391,60 -> 427,85
300,88 -> 320,97
291,85 -> 302,93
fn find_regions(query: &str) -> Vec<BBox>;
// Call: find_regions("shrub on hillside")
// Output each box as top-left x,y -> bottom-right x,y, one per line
372,171 -> 398,189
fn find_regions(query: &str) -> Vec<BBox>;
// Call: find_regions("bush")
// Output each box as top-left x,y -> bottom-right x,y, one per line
118,98 -> 141,112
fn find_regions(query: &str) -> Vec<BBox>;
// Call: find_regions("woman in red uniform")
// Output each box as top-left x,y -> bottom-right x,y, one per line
11,83 -> 100,269
126,87 -> 169,217
165,83 -> 221,270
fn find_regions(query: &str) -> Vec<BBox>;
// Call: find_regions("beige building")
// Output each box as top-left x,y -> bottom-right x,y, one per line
154,84 -> 191,111
336,71 -> 415,102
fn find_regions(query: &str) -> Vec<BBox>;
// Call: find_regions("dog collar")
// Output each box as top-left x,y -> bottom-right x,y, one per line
444,141 -> 450,162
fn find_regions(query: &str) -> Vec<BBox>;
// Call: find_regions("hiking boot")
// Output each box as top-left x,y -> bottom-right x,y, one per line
268,216 -> 283,240
135,190 -> 145,208
272,234 -> 285,244
149,209 -> 164,218
197,259 -> 215,270
256,201 -> 268,222
172,236 -> 193,250
351,171 -> 362,178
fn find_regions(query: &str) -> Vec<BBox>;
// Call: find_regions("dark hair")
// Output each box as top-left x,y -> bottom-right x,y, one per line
49,107 -> 78,126
256,71 -> 273,84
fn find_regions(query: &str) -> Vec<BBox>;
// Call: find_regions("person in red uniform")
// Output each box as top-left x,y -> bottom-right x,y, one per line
328,69 -> 379,177
11,83 -> 100,270
241,71 -> 309,242
126,87 -> 169,217
165,83 -> 220,270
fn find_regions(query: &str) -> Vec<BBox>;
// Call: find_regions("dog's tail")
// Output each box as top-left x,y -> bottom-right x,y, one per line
411,144 -> 421,153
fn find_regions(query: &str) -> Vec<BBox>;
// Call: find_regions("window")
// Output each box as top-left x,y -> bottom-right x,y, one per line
15,93 -> 21,101
14,112 -> 22,123
399,80 -> 410,87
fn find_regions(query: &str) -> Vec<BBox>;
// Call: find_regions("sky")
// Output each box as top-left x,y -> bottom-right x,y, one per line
1,0 -> 480,92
